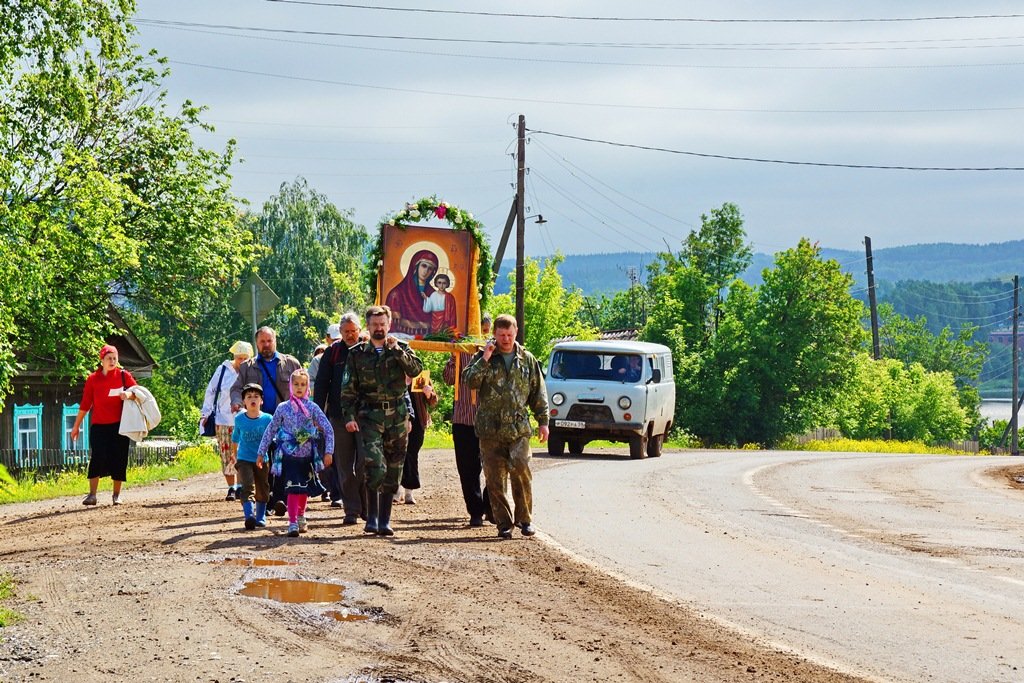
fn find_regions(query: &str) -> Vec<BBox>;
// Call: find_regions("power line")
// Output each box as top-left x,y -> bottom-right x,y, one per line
144,23 -> 1024,71
260,2 -> 1024,24
139,20 -> 1024,52
170,60 -> 1024,116
527,129 -> 1024,171
232,168 -> 508,177
531,137 -> 696,229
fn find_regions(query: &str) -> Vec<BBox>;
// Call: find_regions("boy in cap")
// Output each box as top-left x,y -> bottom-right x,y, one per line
231,382 -> 273,529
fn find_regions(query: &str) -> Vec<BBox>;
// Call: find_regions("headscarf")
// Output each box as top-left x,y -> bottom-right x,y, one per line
99,344 -> 118,362
288,369 -> 311,418
229,340 -> 253,357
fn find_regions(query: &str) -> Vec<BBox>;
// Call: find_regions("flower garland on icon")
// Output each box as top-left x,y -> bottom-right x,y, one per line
365,196 -> 494,325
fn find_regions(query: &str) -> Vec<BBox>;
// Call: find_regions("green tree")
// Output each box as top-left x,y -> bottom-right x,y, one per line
643,202 -> 752,351
1,0 -> 256,408
248,177 -> 370,358
490,254 -> 596,363
877,303 -> 987,428
833,353 -> 969,443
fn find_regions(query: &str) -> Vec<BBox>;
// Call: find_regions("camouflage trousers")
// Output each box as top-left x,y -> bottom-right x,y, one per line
480,435 -> 533,531
356,417 -> 409,495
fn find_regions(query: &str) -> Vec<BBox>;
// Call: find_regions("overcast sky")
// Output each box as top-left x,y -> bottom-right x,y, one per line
133,1 -> 1024,259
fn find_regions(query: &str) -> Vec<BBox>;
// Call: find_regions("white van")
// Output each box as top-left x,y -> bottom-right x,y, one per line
545,340 -> 675,458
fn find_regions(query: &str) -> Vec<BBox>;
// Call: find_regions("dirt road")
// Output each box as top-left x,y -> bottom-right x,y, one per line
0,450 -> 869,683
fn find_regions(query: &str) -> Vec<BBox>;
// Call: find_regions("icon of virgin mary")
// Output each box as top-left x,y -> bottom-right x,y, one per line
385,248 -> 441,337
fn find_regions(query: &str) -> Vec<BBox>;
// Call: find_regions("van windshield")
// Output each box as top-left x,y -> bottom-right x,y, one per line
549,351 -> 645,382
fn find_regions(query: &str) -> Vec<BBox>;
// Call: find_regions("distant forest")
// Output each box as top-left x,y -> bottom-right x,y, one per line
497,240 -> 1024,392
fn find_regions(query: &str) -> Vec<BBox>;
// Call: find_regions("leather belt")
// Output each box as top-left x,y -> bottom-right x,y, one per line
365,400 -> 395,411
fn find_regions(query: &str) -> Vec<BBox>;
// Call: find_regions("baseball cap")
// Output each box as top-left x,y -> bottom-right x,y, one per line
327,323 -> 342,340
241,382 -> 264,397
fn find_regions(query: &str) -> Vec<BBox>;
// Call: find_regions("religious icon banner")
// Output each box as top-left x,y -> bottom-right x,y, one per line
380,224 -> 474,340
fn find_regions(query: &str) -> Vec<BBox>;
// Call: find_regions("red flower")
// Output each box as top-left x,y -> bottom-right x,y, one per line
415,334 -> 424,340
435,205 -> 447,219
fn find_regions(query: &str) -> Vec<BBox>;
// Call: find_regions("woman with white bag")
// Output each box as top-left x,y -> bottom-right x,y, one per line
70,344 -> 137,506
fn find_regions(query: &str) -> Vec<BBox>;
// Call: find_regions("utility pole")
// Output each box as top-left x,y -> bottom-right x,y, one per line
1013,275 -> 1020,455
515,114 -> 526,344
627,267 -> 638,329
865,236 -> 881,360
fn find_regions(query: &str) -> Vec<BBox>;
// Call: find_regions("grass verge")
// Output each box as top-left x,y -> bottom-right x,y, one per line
0,445 -> 220,505
0,572 -> 22,627
792,437 -> 978,455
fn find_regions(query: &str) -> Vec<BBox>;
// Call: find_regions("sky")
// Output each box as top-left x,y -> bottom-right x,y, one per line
133,1 -> 1024,258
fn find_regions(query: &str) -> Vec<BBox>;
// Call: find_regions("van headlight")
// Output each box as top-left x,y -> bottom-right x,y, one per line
552,392 -> 565,406
618,396 -> 631,409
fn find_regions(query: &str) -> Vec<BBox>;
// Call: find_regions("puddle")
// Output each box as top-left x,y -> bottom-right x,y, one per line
324,609 -> 369,622
220,558 -> 295,567
238,577 -> 346,603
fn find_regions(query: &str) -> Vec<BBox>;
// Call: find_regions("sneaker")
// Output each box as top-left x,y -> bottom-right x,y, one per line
497,527 -> 513,540
297,516 -> 308,533
330,499 -> 343,508
287,523 -> 299,537
225,487 -> 236,502
392,487 -> 402,503
520,523 -> 536,537
404,490 -> 416,505
82,494 -> 98,506
244,517 -> 256,531
111,494 -> 122,506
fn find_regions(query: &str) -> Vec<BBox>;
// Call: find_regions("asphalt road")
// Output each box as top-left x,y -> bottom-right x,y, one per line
533,450 -> 1024,683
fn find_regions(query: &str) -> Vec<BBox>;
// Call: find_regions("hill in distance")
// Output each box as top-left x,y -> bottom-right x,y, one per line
494,240 -> 1024,297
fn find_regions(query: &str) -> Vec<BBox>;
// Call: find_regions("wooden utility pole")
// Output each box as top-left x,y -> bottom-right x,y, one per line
865,236 -> 881,360
1013,275 -> 1020,455
515,114 -> 526,343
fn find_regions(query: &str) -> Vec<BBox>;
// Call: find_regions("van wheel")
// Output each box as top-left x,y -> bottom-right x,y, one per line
568,439 -> 584,455
547,435 -> 565,457
629,434 -> 648,459
646,433 -> 664,458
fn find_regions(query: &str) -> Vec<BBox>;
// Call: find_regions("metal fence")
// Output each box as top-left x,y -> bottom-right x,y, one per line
0,445 -> 184,478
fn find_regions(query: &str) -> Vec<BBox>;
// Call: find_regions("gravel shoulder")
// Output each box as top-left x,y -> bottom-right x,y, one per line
0,449 -> 871,683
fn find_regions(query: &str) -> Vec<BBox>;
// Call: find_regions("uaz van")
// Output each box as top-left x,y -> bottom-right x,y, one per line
545,340 -> 675,458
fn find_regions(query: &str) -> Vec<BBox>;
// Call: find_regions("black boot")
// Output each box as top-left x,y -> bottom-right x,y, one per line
363,490 -> 379,534
377,493 -> 394,536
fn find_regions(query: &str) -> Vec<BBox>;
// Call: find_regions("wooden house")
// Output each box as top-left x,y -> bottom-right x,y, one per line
0,307 -> 155,466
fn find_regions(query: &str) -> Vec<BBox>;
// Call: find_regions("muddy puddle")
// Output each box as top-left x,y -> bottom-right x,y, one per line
325,609 -> 369,622
238,577 -> 346,603
220,557 -> 295,567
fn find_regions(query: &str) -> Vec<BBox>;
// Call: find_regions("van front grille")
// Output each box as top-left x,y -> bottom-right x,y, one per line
566,405 -> 614,422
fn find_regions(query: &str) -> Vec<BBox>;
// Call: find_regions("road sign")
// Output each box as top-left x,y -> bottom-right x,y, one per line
231,273 -> 280,336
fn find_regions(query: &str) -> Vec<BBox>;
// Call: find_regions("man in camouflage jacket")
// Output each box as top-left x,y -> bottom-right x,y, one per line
462,314 -> 549,539
340,305 -> 423,536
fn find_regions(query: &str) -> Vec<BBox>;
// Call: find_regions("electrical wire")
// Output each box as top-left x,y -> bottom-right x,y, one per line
231,168 -> 508,177
530,169 -> 663,253
260,2 -> 1024,24
531,138 -> 696,228
527,129 -> 1024,171
141,23 -> 1024,71
884,289 -> 1015,305
139,20 -> 1024,52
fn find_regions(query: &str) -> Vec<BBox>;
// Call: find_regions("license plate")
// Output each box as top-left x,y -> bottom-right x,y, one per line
555,420 -> 585,429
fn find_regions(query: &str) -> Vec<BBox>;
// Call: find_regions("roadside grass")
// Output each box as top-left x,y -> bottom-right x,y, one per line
0,445 -> 220,505
792,437 -> 976,455
0,572 -> 22,627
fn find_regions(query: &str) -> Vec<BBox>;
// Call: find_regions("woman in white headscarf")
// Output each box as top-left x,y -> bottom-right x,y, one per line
201,341 -> 252,501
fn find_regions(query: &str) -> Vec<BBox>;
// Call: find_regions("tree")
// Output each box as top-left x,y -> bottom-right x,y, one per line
877,303 -> 987,428
832,353 -> 969,443
490,254 -> 596,363
247,178 -> 370,358
1,0 -> 257,408
733,239 -> 866,445
643,202 -> 752,351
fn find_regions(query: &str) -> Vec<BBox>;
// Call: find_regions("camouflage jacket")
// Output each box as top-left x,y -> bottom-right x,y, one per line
461,341 -> 549,442
340,340 -> 423,425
